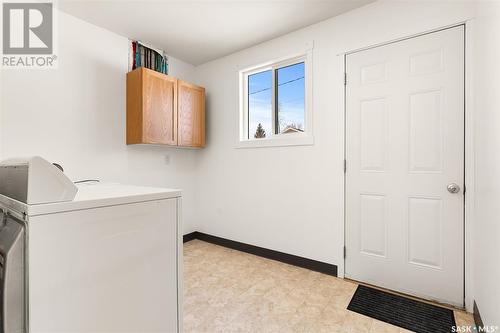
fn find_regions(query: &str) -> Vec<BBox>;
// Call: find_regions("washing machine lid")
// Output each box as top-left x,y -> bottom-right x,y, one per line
0,182 -> 181,217
0,156 -> 78,205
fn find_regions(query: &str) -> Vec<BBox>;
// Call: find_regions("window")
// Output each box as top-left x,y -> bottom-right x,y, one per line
239,52 -> 312,147
248,70 -> 272,139
276,62 -> 305,134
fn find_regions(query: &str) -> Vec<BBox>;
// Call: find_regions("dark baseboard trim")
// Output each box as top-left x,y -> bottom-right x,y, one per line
183,232 -> 198,243
473,301 -> 484,329
183,231 -> 337,277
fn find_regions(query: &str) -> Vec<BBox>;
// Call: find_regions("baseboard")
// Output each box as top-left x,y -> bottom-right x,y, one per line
183,231 -> 337,277
183,231 -> 198,243
473,301 -> 484,329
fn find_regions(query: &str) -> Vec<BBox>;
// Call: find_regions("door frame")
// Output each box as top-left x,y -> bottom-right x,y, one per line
339,21 -> 475,311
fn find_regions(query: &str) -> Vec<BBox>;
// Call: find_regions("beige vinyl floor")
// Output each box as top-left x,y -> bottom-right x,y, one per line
183,240 -> 474,333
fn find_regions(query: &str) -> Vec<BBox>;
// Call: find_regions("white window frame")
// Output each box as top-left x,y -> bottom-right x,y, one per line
237,49 -> 313,148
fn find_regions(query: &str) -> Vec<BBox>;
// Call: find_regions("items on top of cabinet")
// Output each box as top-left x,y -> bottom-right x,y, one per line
131,41 -> 169,75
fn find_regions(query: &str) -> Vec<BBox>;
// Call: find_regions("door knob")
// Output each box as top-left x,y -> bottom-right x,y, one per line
447,183 -> 461,194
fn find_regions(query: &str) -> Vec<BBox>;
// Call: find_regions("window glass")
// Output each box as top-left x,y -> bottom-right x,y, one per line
248,70 -> 272,139
276,62 -> 305,134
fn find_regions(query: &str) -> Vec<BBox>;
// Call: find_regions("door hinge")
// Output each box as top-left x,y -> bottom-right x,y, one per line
343,246 -> 346,259
463,184 -> 466,195
344,159 -> 347,173
344,73 -> 347,86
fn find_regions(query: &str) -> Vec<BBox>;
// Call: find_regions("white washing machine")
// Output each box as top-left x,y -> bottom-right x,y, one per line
0,157 -> 182,333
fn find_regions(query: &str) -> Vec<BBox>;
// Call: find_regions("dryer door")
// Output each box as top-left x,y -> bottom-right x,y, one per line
0,213 -> 26,333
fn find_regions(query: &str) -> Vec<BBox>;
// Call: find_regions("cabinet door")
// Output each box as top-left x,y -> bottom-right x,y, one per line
178,80 -> 205,147
143,69 -> 177,145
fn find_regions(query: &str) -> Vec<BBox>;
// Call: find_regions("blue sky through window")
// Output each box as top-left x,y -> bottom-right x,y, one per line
248,62 -> 305,139
248,70 -> 272,138
277,62 -> 305,133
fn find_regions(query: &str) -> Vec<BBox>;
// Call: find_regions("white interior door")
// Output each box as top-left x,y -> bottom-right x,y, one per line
345,26 -> 464,307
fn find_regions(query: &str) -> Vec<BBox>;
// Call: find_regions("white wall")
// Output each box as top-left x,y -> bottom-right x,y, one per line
0,11 -> 199,233
472,1 -> 500,326
194,0 -> 476,288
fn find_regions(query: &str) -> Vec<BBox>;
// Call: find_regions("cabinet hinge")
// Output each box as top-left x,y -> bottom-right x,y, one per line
344,73 -> 347,86
343,246 -> 346,259
344,159 -> 347,173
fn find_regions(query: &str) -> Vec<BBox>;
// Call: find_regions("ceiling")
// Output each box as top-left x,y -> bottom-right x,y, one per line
59,0 -> 374,65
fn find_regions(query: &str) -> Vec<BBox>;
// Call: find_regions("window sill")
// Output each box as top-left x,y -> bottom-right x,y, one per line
235,135 -> 314,149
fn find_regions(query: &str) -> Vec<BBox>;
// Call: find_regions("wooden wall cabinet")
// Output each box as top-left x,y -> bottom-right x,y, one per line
127,67 -> 205,148
178,80 -> 206,147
